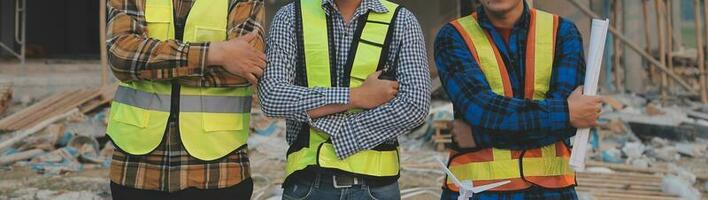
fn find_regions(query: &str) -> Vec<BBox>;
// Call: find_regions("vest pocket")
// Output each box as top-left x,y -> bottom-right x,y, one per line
112,103 -> 150,128
194,26 -> 226,43
202,113 -> 243,132
144,5 -> 172,40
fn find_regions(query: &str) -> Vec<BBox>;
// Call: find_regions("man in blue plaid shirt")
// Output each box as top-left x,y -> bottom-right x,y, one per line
435,0 -> 602,199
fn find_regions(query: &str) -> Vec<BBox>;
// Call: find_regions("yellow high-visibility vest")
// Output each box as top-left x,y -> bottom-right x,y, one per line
285,0 -> 401,178
107,0 -> 252,161
445,10 -> 576,192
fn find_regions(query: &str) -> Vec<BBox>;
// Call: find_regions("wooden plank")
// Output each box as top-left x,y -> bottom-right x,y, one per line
656,0 -> 668,101
577,177 -> 662,187
699,0 -> 708,103
0,84 -> 12,114
0,85 -> 116,132
100,0 -> 109,86
578,181 -> 663,192
581,192 -> 681,200
0,149 -> 44,166
577,173 -> 663,182
0,90 -> 78,129
576,187 -> 677,198
11,90 -> 92,130
585,161 -> 670,174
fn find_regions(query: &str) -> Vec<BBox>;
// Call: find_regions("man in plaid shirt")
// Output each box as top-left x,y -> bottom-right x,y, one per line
259,0 -> 431,199
106,0 -> 264,199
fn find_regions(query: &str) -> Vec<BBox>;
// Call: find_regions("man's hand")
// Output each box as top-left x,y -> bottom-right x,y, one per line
450,120 -> 476,148
207,32 -> 266,85
350,71 -> 399,109
568,86 -> 603,129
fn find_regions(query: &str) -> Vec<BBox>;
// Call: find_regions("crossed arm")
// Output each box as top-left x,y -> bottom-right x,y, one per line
433,20 -> 587,151
258,6 -> 431,159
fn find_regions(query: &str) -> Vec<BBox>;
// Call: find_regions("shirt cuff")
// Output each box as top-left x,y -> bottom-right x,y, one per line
470,126 -> 492,149
186,42 -> 210,77
545,99 -> 571,131
312,87 -> 350,105
330,120 -> 361,159
309,113 -> 347,136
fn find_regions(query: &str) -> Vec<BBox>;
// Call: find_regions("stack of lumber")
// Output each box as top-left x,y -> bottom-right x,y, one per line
576,172 -> 680,200
0,84 -> 117,132
576,161 -> 708,200
0,84 -> 12,114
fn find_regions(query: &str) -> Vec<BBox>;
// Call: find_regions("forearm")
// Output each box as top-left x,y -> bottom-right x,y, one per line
106,1 -> 207,82
435,24 -> 574,149
328,98 -> 428,158
318,12 -> 432,158
471,125 -> 576,150
307,104 -> 351,119
175,0 -> 265,87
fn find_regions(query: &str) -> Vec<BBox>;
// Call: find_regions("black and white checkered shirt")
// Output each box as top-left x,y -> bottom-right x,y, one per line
258,0 -> 431,159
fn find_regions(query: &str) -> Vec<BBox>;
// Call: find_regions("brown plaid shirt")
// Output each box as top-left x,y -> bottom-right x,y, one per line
106,0 -> 264,87
107,0 -> 263,192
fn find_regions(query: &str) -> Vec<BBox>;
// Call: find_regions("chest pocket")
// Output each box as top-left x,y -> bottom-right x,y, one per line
144,5 -> 172,41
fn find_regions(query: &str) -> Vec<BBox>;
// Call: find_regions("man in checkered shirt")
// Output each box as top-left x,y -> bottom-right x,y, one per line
258,0 -> 431,199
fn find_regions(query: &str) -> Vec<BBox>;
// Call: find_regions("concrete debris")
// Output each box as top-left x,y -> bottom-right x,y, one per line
647,146 -> 681,162
7,188 -> 106,200
662,175 -> 702,200
674,142 -> 707,157
627,156 -> 652,168
600,148 -> 623,163
621,141 -> 646,159
668,163 -> 697,184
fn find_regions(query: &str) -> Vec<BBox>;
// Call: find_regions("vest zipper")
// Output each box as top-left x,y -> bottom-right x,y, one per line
168,81 -> 181,122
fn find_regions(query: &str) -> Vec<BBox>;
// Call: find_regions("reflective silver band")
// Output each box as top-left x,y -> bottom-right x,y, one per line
114,86 -> 252,113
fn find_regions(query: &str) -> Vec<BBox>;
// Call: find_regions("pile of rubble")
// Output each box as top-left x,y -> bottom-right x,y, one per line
576,94 -> 708,200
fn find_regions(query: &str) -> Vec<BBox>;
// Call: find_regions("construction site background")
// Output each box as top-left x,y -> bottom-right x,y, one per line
0,0 -> 707,200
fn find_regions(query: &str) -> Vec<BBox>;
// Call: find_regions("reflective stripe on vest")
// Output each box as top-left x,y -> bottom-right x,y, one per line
445,9 -> 575,192
285,0 -> 401,178
106,0 -> 252,161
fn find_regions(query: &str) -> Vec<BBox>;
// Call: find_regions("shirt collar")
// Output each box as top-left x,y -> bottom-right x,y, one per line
320,0 -> 389,14
476,1 -> 530,30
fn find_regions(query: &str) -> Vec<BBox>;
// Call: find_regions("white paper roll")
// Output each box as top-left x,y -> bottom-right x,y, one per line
569,18 -> 610,171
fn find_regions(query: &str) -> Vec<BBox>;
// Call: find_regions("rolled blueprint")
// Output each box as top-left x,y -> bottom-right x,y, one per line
569,18 -> 609,171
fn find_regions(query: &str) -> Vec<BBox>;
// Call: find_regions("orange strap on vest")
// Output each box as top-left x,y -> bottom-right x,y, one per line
445,9 -> 575,192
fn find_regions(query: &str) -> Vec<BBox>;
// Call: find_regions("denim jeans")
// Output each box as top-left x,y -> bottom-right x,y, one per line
282,174 -> 400,200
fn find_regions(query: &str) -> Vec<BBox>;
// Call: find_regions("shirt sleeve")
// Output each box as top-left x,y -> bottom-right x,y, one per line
177,0 -> 266,87
106,0 -> 208,82
310,9 -> 431,159
433,20 -> 585,150
258,4 -> 351,123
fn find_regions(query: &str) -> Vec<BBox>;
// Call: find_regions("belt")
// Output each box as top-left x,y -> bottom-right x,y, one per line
290,168 -> 397,188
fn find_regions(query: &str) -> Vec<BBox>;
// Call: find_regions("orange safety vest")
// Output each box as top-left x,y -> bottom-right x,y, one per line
445,9 -> 576,192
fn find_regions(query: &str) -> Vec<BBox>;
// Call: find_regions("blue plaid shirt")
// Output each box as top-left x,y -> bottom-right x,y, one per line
435,4 -> 582,200
259,0 -> 431,159
435,4 -> 585,151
